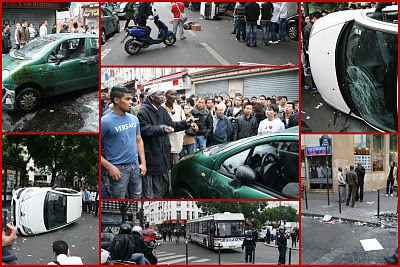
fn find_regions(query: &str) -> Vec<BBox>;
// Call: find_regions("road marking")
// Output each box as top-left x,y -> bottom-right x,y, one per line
187,30 -> 197,37
157,254 -> 186,261
191,258 -> 211,263
201,43 -> 230,65
159,256 -> 198,265
157,251 -> 168,254
101,49 -> 111,60
157,253 -> 178,258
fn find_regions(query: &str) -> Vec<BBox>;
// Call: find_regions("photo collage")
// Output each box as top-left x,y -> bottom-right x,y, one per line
1,1 -> 398,265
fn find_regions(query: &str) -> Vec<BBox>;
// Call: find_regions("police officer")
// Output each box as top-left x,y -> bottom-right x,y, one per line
276,225 -> 287,265
242,230 -> 256,263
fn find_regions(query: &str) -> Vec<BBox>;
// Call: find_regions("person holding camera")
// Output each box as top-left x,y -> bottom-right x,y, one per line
2,223 -> 18,264
211,104 -> 234,145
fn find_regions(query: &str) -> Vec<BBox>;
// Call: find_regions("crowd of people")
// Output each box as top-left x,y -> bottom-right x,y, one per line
101,85 -> 299,199
232,2 -> 289,47
2,20 -> 97,55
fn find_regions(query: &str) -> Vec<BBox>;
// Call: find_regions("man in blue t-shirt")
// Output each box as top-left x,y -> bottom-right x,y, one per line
101,86 -> 147,198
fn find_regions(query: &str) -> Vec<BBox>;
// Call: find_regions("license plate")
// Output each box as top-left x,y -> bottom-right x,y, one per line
5,97 -> 13,105
229,246 -> 235,249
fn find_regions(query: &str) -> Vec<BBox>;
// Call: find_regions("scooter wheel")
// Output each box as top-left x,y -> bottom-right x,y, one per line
125,39 -> 141,55
163,34 -> 176,46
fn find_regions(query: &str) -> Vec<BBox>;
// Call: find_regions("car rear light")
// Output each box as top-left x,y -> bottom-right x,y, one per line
22,225 -> 33,235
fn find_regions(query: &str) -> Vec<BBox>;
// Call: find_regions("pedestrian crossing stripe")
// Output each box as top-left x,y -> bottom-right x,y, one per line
159,256 -> 198,265
158,254 -> 185,260
191,259 -> 211,263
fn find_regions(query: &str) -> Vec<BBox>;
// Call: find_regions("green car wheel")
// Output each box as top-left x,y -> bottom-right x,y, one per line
15,87 -> 40,113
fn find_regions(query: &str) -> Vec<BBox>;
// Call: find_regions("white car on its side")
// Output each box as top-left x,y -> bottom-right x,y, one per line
309,5 -> 398,132
12,187 -> 82,235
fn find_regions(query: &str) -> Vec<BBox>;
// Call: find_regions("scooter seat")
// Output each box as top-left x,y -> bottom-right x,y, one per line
137,26 -> 152,32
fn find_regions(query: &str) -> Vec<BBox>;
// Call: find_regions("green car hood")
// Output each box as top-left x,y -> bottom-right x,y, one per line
2,54 -> 31,72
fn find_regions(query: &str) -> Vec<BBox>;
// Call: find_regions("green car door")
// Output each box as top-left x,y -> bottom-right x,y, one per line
209,134 -> 299,199
44,37 -> 98,95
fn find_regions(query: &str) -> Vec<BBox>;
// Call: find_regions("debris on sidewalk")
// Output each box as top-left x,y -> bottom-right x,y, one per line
321,215 -> 332,222
360,238 -> 384,251
323,221 -> 335,225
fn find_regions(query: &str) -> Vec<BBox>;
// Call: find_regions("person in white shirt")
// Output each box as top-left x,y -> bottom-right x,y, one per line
258,103 -> 285,136
270,3 -> 280,44
48,240 -> 83,265
40,21 -> 48,37
90,190 -> 97,214
14,23 -> 21,49
279,2 -> 288,41
28,23 -> 36,39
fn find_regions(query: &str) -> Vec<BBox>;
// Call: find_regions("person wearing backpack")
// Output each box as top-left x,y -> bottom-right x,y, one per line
112,223 -> 149,265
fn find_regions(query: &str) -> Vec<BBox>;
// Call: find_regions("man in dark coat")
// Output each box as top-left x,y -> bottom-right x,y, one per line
136,2 -> 152,26
124,2 -> 137,29
355,162 -> 366,202
244,2 -> 260,47
346,165 -> 358,208
137,89 -> 190,198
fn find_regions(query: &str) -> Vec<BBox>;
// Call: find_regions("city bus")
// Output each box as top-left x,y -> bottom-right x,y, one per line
186,212 -> 245,249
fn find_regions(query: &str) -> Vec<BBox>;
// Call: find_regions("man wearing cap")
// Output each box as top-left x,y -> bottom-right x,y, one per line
257,103 -> 285,136
137,89 -> 191,198
101,86 -> 147,199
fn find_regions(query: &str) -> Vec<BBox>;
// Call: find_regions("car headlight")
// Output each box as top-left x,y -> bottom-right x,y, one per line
2,70 -> 10,79
22,225 -> 33,235
21,189 -> 33,202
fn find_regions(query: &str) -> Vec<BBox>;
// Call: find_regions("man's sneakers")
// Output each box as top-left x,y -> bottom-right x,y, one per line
180,36 -> 186,40
384,255 -> 398,265
386,194 -> 389,197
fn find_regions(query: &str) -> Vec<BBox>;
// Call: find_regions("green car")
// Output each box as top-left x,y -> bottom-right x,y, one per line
2,34 -> 98,112
172,128 -> 299,199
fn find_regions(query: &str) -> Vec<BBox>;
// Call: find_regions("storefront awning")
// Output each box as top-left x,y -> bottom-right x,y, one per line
140,71 -> 188,87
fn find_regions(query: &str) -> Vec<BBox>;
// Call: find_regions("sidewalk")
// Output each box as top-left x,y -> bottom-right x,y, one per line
302,188 -> 398,227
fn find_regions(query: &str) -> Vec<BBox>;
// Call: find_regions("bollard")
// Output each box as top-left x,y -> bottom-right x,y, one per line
326,173 -> 330,206
338,186 -> 341,214
305,185 -> 308,210
186,241 -> 188,265
218,244 -> 221,265
288,247 -> 292,265
252,247 -> 255,264
377,189 -> 380,219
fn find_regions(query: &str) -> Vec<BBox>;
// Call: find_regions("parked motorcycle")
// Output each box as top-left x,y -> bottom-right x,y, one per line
101,241 -> 161,265
121,9 -> 176,55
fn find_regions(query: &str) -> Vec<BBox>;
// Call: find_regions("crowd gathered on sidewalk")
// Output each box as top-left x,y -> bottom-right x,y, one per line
101,86 -> 299,199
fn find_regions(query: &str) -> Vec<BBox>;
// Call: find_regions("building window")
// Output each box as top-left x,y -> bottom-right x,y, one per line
373,135 -> 384,171
177,201 -> 181,207
187,211 -> 190,220
354,135 -> 371,172
177,211 -> 181,219
192,211 -> 195,219
389,135 -> 398,166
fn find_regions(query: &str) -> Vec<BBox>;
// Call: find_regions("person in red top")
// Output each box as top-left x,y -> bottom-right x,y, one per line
171,2 -> 186,40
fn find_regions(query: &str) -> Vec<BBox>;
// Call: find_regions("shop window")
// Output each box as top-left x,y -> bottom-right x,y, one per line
354,135 -> 371,172
372,135 -> 384,171
177,211 -> 181,219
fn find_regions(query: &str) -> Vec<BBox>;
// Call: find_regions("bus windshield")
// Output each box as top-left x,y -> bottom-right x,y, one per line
216,221 -> 245,237
44,191 -> 67,230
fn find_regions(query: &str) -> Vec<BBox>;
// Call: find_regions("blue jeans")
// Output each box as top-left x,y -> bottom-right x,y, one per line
130,253 -> 150,265
110,163 -> 141,199
235,18 -> 246,41
195,135 -> 207,150
270,22 -> 278,42
245,21 -> 257,45
279,18 -> 286,41
260,20 -> 270,44
180,143 -> 196,158
232,17 -> 237,33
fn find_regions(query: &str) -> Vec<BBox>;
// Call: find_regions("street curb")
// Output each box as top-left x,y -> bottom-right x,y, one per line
301,212 -> 397,229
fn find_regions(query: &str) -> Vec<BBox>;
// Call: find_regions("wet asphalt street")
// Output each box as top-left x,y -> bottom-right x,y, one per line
2,88 -> 99,132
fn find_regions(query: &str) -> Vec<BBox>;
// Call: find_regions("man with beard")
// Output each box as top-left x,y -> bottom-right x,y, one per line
137,89 -> 191,198
191,97 -> 213,150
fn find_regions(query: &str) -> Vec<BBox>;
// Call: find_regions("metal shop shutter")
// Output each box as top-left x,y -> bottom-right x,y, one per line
195,80 -> 229,100
3,8 -> 55,47
243,70 -> 299,102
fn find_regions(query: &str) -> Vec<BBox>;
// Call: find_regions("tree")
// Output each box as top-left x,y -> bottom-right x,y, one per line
259,205 -> 298,225
2,135 -> 98,186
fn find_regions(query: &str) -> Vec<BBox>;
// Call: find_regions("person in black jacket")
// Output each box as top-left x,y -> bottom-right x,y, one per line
191,97 -> 213,150
137,89 -> 191,198
2,26 -> 11,55
136,2 -> 152,26
355,162 -> 366,202
281,102 -> 298,129
260,2 -> 273,46
233,103 -> 258,140
244,2 -> 260,47
276,226 -> 287,265
242,231 -> 256,263
130,226 -> 150,264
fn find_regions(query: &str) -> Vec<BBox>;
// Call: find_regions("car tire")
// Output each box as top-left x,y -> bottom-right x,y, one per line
174,188 -> 194,199
15,87 -> 40,113
101,29 -> 107,45
287,23 -> 298,41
